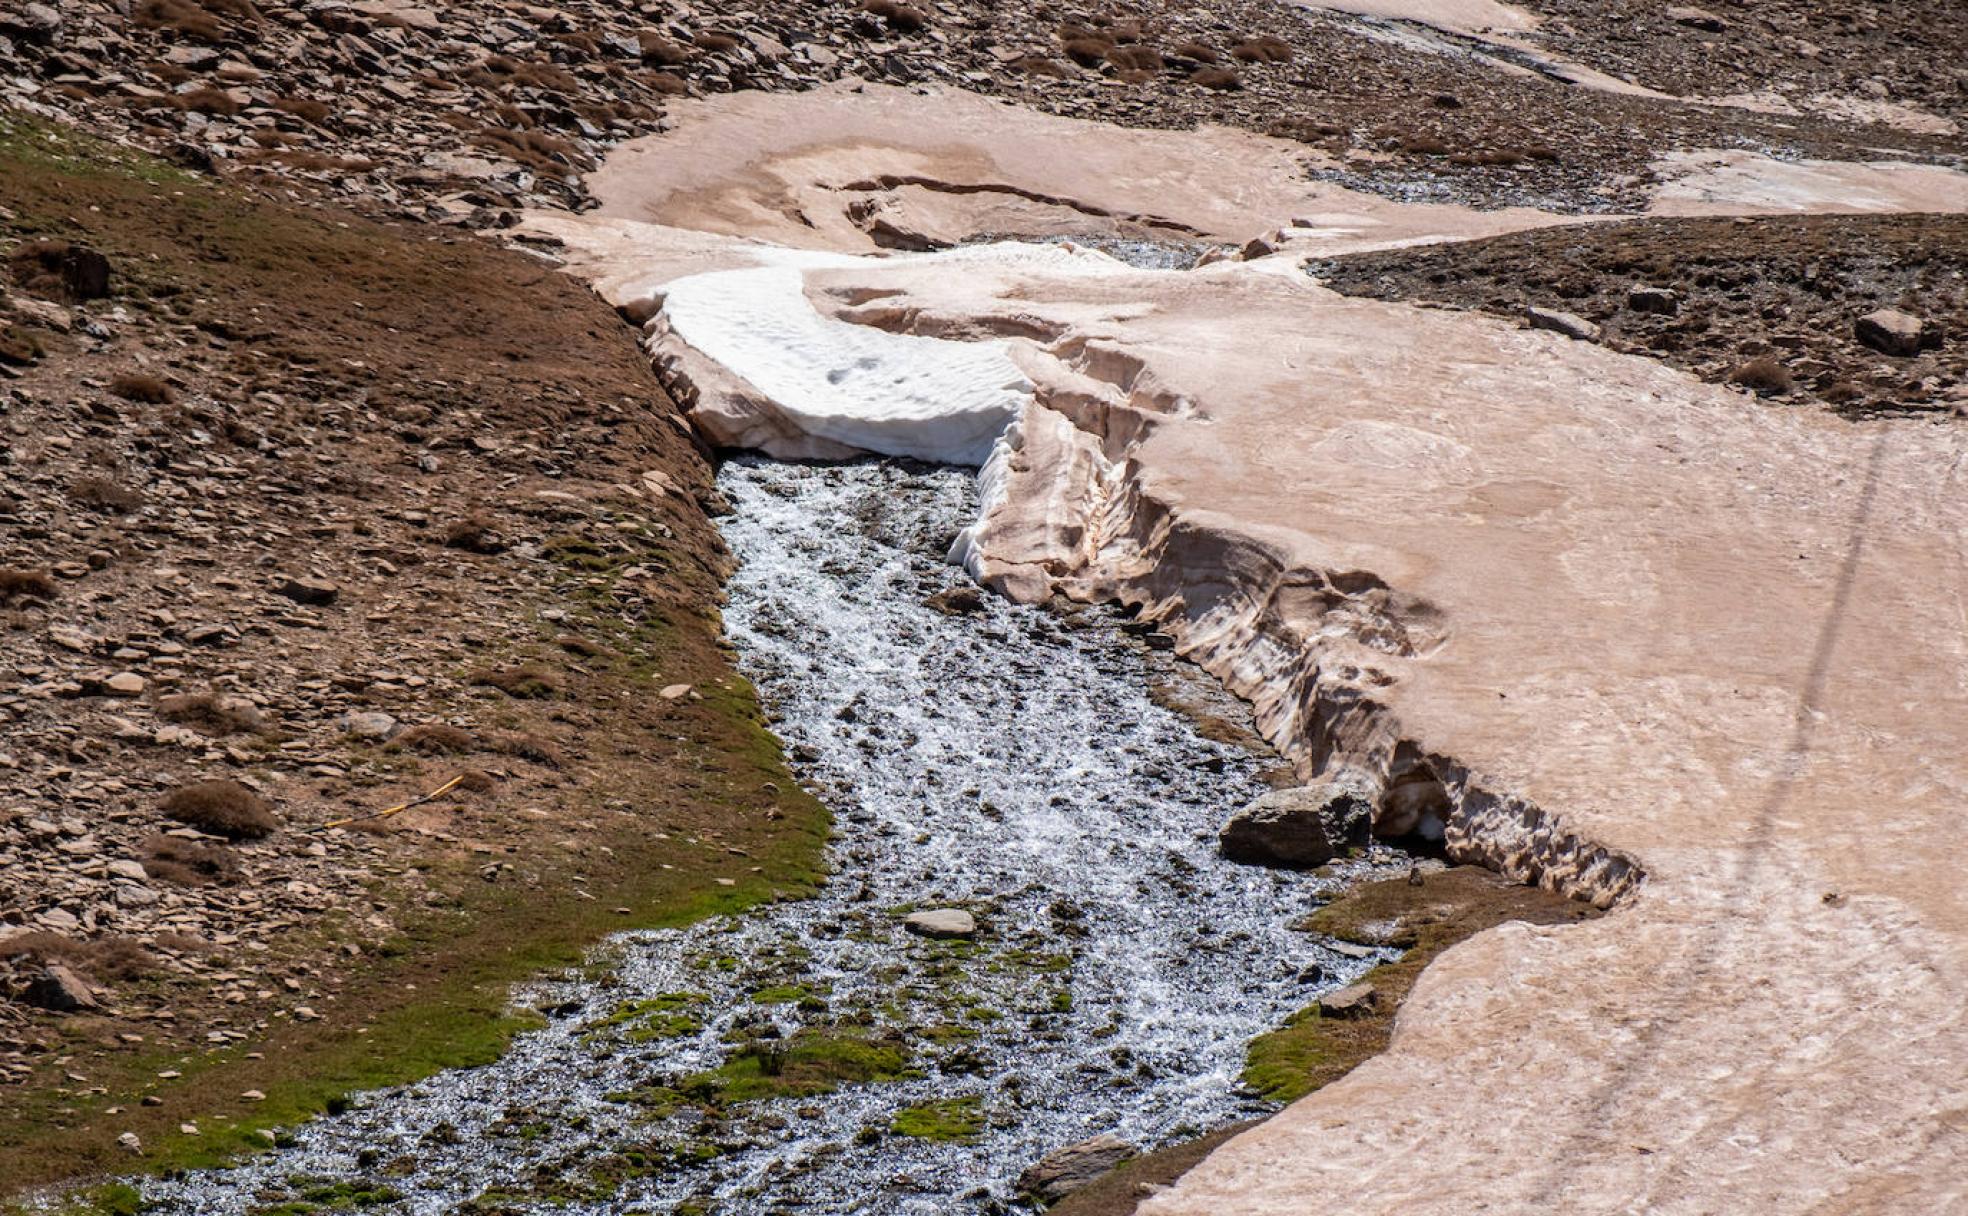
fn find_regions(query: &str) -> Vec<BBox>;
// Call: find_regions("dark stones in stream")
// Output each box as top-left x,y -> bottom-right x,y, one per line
142,456 -> 1407,1216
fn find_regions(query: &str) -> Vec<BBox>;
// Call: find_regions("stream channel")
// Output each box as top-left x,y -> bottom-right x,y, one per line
144,456 -> 1401,1215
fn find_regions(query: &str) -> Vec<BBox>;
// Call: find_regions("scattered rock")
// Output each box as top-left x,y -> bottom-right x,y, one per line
1318,981 -> 1379,1018
1854,308 -> 1927,357
275,576 -> 340,605
1525,306 -> 1602,343
104,671 -> 145,697
903,908 -> 977,939
1665,6 -> 1727,32
1627,285 -> 1679,316
342,711 -> 401,741
1219,782 -> 1374,868
1017,1133 -> 1137,1202
117,1131 -> 142,1155
24,963 -> 97,1012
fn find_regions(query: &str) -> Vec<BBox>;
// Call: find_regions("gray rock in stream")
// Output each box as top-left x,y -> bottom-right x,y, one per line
903,908 -> 977,939
1218,783 -> 1374,868
1018,1133 -> 1137,1202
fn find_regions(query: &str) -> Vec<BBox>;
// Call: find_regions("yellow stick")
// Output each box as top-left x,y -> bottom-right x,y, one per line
320,774 -> 465,831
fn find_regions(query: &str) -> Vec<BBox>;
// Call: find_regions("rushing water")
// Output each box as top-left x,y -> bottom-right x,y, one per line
144,458 -> 1395,1215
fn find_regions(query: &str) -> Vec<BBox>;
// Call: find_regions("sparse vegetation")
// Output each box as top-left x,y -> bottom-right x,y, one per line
0,567 -> 59,604
68,475 -> 143,513
1191,66 -> 1241,90
1730,355 -> 1793,395
393,723 -> 476,754
1230,35 -> 1293,63
472,664 -> 563,699
862,0 -> 927,32
140,834 -> 241,886
892,1096 -> 985,1142
160,779 -> 279,840
108,372 -> 173,403
157,690 -> 266,734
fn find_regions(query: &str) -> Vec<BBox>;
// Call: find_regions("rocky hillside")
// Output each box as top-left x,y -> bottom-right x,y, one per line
0,111 -> 826,1188
2,0 -> 1959,225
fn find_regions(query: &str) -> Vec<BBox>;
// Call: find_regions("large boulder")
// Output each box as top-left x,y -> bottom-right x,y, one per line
1855,309 -> 1928,357
1018,1133 -> 1136,1202
1218,783 -> 1374,868
903,908 -> 977,939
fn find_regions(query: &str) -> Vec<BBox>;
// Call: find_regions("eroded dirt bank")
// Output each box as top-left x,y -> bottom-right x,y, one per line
531,83 -> 1968,1214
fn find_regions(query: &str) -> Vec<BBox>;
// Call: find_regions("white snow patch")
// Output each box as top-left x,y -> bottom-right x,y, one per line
658,241 -> 1130,466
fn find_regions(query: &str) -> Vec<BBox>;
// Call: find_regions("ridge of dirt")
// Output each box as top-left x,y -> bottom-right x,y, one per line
0,110 -> 828,1194
1309,211 -> 1968,417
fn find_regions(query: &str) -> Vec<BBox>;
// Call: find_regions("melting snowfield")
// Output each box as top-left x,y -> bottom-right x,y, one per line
140,459 -> 1395,1214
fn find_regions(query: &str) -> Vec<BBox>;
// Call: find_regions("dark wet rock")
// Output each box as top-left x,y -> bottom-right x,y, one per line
1017,1133 -> 1136,1202
922,586 -> 985,615
1855,308 -> 1927,357
1525,306 -> 1602,343
1219,783 -> 1374,868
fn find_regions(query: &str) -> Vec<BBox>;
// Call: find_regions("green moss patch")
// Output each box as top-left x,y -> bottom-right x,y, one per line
891,1096 -> 985,1142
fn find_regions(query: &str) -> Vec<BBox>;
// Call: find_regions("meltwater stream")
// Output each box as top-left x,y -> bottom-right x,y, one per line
145,458 -> 1394,1215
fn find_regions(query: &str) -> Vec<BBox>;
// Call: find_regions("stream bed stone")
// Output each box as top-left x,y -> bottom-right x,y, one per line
140,457 -> 1401,1215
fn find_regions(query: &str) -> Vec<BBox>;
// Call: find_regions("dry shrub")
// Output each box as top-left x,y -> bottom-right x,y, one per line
862,0 -> 927,32
110,372 -> 174,403
555,633 -> 604,657
554,31 -> 600,57
1730,356 -> 1793,395
473,127 -> 583,178
0,325 -> 42,366
443,514 -> 506,554
0,931 -> 156,980
474,55 -> 581,93
1010,55 -> 1070,78
1231,36 -> 1293,63
692,31 -> 740,53
644,71 -> 690,95
497,731 -> 566,768
1062,38 -> 1112,67
241,149 -> 378,173
1107,45 -> 1164,71
393,723 -> 476,754
161,779 -> 279,839
452,769 -> 497,794
134,0 -> 222,41
1400,133 -> 1451,156
141,834 -> 241,886
1171,40 -> 1219,63
0,568 -> 58,604
178,87 -> 240,115
273,95 -> 331,124
1822,380 -> 1862,405
637,32 -> 691,65
472,664 -> 563,699
1191,66 -> 1241,90
68,475 -> 144,513
157,689 -> 265,734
